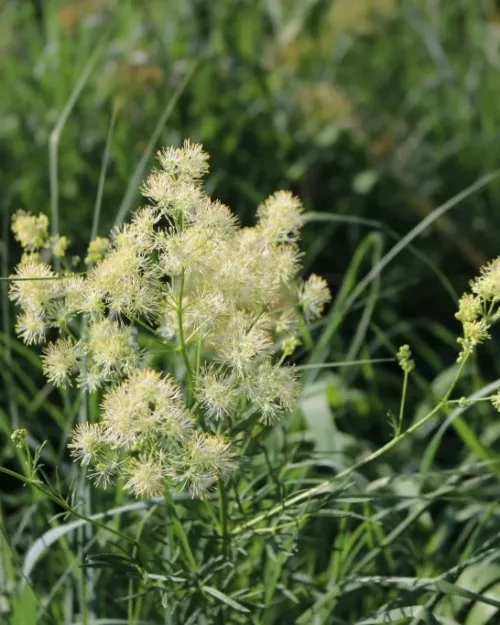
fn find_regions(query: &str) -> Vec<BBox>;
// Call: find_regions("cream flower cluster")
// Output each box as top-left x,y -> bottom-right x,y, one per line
9,140 -> 331,498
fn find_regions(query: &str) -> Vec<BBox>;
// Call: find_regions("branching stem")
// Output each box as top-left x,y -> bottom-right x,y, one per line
232,357 -> 469,535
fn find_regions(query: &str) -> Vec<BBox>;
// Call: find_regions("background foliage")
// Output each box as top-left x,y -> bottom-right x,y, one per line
3,0 -> 500,623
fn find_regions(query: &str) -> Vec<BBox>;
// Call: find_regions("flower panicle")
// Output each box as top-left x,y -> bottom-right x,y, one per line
9,140 -> 334,499
455,256 -> 500,361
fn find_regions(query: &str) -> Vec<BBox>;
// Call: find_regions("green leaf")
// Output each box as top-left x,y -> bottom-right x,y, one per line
356,605 -> 438,624
436,579 -> 500,610
23,500 -> 163,580
202,585 -> 250,613
10,584 -> 38,625
70,620 -> 156,625
300,379 -> 356,462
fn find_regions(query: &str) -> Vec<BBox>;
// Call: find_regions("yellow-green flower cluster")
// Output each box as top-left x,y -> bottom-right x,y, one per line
11,210 -> 49,250
85,236 -> 110,265
9,257 -> 65,344
455,257 -> 500,363
9,140 -> 332,499
397,344 -> 414,374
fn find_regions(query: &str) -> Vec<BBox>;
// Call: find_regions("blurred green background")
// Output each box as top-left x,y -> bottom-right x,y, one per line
3,0 -> 500,622
3,0 -> 500,426
3,0 -> 500,321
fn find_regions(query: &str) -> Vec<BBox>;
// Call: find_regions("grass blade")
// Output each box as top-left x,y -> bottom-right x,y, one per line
202,585 -> 250,613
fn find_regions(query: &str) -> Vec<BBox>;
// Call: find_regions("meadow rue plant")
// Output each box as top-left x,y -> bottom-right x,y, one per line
6,168 -> 500,625
9,140 -> 331,500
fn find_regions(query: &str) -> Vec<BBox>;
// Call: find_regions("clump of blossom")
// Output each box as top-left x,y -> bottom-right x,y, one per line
9,140 -> 332,498
11,210 -> 49,251
42,338 -> 78,387
9,256 -> 64,344
455,258 -> 500,363
299,274 -> 331,322
85,237 -> 110,265
453,257 -> 500,414
471,257 -> 500,303
50,235 -> 70,258
196,366 -> 239,423
78,319 -> 139,390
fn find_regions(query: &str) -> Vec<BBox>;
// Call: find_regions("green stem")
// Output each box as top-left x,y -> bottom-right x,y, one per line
445,397 -> 492,404
218,481 -> 229,557
232,402 -> 444,535
195,338 -> 202,380
397,371 -> 409,435
131,506 -> 158,625
177,272 -> 194,401
0,466 -> 132,543
0,272 -> 87,281
76,317 -> 91,625
299,315 -> 314,351
232,357 -> 469,535
164,487 -> 198,574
